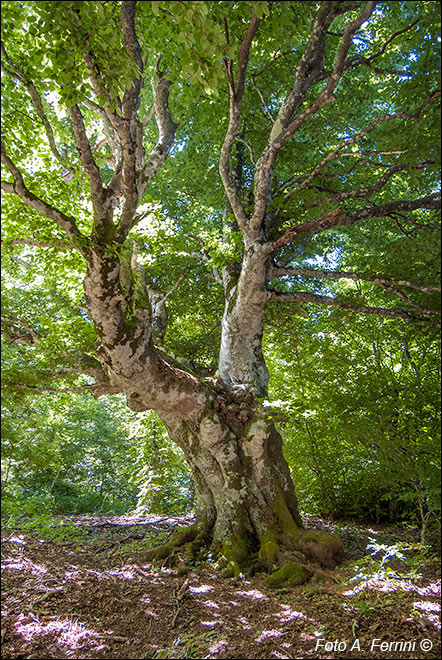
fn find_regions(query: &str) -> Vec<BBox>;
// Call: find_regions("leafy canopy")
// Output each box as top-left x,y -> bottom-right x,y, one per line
1,1 -> 440,523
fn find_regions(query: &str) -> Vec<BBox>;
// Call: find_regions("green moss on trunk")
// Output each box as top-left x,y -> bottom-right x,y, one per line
299,529 -> 345,568
265,561 -> 311,588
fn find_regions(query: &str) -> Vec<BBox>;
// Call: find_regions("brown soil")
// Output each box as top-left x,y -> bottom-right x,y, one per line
1,514 -> 440,659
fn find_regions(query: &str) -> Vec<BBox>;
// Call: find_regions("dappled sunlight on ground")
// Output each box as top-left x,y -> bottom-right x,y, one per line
2,514 -> 441,659
234,588 -> 268,600
207,638 -> 229,654
236,615 -> 252,629
343,574 -> 441,597
274,604 -> 316,623
412,600 -> 441,629
15,614 -> 100,651
201,619 -> 224,627
188,583 -> 214,593
255,628 -> 287,643
2,555 -> 48,576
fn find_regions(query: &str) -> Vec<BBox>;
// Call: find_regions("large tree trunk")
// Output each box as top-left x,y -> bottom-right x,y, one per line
154,395 -> 344,587
83,243 -> 344,586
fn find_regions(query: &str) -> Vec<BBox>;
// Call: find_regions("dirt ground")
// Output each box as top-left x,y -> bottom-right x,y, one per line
1,514 -> 440,659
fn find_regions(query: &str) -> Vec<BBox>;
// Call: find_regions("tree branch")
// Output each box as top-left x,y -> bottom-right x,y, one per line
251,2 -> 378,237
1,316 -> 41,346
1,42 -> 76,177
345,18 -> 420,71
135,75 -> 178,198
281,92 -> 440,199
68,105 -> 108,228
2,311 -> 120,394
162,266 -> 196,302
391,211 -> 441,232
376,284 -> 441,319
13,382 -> 121,397
266,193 -> 441,252
82,97 -> 121,166
82,49 -> 123,128
4,238 -> 77,250
219,7 -> 261,236
1,144 -> 85,244
270,267 -> 441,294
120,0 -> 143,122
266,290 -> 441,327
317,162 -> 428,204
250,75 -> 274,123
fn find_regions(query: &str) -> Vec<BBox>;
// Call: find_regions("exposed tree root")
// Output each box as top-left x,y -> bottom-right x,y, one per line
143,521 -> 344,588
144,522 -> 210,564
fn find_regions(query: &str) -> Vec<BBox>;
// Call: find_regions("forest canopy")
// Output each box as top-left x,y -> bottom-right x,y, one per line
1,1 -> 441,577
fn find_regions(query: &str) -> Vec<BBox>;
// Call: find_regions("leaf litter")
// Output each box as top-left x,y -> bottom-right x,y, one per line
1,514 -> 440,659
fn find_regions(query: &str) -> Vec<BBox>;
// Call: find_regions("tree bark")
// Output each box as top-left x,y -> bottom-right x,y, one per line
80,242 -> 345,579
79,232 -> 344,585
153,397 -> 344,586
218,246 -> 270,396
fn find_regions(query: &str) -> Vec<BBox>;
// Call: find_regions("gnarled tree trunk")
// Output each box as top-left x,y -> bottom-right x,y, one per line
155,396 -> 344,587
80,228 -> 344,587
15,0 -> 441,588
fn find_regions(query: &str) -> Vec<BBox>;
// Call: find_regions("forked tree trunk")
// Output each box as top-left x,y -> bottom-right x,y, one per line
83,246 -> 344,587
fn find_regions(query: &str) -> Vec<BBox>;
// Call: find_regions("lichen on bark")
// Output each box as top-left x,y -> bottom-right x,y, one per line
144,402 -> 345,584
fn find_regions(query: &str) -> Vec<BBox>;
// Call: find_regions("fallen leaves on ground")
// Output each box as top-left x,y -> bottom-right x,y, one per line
1,514 -> 440,659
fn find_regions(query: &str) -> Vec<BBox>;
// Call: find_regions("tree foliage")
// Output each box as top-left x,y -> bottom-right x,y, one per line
1,1 -> 440,559
1,390 -> 192,515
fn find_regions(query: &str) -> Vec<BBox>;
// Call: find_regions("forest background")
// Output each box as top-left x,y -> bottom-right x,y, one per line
2,309 -> 440,544
1,0 -> 440,551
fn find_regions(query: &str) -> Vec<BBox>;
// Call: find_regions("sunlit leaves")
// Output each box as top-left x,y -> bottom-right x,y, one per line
264,309 -> 441,520
1,1 -> 440,523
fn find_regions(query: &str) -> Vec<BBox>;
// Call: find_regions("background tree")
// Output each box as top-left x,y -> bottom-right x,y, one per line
1,388 -> 192,516
1,0 -> 440,585
265,310 -> 441,539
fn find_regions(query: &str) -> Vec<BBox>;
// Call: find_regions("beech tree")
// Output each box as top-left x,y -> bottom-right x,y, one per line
1,1 -> 440,586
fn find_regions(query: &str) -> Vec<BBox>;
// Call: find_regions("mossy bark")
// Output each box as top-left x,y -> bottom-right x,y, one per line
147,403 -> 344,585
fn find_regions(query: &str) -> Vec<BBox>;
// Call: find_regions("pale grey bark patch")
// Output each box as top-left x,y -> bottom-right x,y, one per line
218,245 -> 270,396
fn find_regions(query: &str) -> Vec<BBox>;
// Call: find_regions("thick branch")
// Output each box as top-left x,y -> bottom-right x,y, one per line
270,267 -> 441,294
268,2 -> 338,140
78,11 -> 175,243
1,144 -> 85,244
82,49 -> 123,129
251,2 -> 378,236
120,0 -> 143,121
266,290 -> 441,327
267,194 -> 441,252
141,76 -> 178,187
219,8 -> 260,235
68,105 -> 106,219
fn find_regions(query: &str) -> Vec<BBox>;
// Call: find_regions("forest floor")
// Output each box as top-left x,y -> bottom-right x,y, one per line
1,514 -> 440,660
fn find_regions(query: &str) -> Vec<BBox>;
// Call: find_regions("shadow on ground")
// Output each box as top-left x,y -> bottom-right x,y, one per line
1,514 -> 440,659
